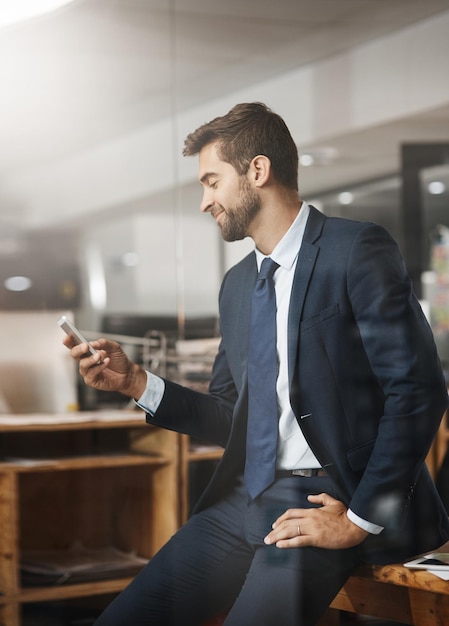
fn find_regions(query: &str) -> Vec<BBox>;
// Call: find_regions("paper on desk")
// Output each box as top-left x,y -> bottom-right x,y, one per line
408,552 -> 449,580
427,569 -> 449,580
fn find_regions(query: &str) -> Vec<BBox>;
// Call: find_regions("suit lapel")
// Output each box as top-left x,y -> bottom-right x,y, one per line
287,206 -> 325,387
233,253 -> 257,385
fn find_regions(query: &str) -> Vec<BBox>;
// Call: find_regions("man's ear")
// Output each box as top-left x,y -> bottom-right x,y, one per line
249,155 -> 271,187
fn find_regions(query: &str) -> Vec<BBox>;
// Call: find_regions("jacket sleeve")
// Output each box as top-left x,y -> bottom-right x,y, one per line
346,224 -> 448,529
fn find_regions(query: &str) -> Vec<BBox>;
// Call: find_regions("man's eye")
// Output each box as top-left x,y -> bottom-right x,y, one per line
210,181 -> 218,189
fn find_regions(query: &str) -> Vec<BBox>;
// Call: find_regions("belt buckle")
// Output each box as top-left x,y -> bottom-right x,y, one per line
292,469 -> 314,477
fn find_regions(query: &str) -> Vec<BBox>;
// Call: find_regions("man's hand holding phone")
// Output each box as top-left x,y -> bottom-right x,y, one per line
58,316 -> 147,399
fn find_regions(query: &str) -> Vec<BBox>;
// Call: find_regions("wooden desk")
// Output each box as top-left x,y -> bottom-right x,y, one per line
205,553 -> 449,626
321,542 -> 449,625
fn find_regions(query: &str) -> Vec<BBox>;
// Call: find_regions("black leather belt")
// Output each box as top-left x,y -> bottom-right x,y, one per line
276,468 -> 327,478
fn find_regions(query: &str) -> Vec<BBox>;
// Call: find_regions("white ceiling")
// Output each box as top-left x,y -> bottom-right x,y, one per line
1,0 -> 449,233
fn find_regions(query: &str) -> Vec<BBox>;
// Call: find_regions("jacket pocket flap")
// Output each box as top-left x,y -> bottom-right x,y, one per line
346,440 -> 375,471
300,302 -> 340,333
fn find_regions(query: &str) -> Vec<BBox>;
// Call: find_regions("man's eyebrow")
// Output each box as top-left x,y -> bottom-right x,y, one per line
199,171 -> 217,185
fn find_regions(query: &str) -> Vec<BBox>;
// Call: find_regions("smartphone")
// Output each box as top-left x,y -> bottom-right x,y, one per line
404,553 -> 449,570
57,315 -> 97,355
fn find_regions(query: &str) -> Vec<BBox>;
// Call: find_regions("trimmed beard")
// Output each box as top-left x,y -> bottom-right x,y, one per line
219,177 -> 262,242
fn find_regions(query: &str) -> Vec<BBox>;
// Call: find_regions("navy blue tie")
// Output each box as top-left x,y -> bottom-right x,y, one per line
244,257 -> 280,499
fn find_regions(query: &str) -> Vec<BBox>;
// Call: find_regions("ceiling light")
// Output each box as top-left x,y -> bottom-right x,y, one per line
0,0 -> 76,28
4,275 -> 33,291
338,192 -> 354,205
299,154 -> 315,167
299,147 -> 338,167
428,181 -> 446,195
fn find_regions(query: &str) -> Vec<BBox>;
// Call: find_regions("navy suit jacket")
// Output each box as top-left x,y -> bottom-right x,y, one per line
149,206 -> 449,564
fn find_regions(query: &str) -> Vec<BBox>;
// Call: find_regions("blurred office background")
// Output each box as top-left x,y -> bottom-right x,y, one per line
0,0 -> 449,386
1,5 -> 449,624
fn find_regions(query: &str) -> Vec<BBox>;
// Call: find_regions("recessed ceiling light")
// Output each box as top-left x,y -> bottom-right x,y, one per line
299,154 -> 315,167
4,275 -> 33,292
299,147 -> 338,167
428,181 -> 446,195
338,192 -> 354,205
0,0 -> 76,28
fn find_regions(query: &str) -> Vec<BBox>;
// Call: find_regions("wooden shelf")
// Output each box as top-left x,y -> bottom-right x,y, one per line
0,453 -> 169,473
187,445 -> 223,462
0,577 -> 135,604
179,436 -> 223,523
0,410 -> 179,625
0,410 -> 147,433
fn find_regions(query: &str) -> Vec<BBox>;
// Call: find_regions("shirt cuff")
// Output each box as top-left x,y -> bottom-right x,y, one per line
134,370 -> 165,415
347,508 -> 384,535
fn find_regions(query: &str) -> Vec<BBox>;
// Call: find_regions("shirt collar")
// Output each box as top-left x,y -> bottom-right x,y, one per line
255,201 -> 310,271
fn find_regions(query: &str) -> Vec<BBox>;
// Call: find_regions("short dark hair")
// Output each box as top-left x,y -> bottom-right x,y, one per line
183,102 -> 298,191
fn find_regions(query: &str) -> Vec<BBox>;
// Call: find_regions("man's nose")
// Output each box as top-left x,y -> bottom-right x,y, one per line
200,190 -> 213,213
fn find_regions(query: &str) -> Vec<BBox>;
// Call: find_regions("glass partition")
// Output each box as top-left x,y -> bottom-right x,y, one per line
420,163 -> 449,368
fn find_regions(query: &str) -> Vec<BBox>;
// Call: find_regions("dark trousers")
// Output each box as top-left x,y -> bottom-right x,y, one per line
94,475 -> 361,626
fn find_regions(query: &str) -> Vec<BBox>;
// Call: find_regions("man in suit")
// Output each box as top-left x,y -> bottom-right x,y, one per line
66,102 -> 449,625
